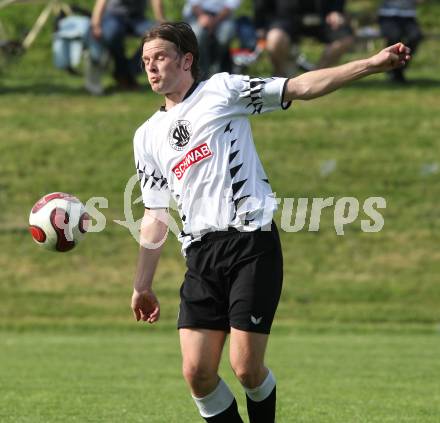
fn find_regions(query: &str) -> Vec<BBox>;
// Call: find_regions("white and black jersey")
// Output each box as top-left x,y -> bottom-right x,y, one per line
133,72 -> 291,253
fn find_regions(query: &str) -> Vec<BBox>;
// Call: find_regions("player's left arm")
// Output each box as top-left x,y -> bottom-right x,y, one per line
284,43 -> 411,102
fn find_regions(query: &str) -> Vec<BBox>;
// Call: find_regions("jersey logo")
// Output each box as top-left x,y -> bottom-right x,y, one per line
172,143 -> 213,180
169,120 -> 192,151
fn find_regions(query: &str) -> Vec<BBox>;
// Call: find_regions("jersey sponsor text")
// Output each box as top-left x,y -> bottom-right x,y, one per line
172,143 -> 213,180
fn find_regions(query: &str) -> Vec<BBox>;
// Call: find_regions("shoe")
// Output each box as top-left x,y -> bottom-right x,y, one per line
296,53 -> 316,72
84,50 -> 105,95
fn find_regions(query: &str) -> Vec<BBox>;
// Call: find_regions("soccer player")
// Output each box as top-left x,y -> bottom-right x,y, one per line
131,22 -> 410,423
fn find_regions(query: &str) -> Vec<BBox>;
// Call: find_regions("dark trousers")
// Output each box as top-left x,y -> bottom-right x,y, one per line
100,14 -> 153,81
379,16 -> 423,79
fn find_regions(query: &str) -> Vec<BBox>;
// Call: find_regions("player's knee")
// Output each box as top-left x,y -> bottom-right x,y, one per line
231,363 -> 263,389
182,363 -> 216,388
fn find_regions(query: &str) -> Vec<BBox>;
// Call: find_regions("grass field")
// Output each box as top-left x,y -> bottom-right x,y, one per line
1,0 -> 440,421
1,331 -> 440,423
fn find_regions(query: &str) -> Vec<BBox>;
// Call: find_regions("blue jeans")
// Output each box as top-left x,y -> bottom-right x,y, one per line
100,14 -> 154,81
188,15 -> 236,80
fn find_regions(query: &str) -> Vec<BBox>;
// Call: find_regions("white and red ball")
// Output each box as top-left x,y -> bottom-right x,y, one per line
28,192 -> 89,252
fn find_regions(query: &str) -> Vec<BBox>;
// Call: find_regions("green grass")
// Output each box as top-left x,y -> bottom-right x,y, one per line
1,1 -> 440,421
2,59 -> 440,329
1,330 -> 440,422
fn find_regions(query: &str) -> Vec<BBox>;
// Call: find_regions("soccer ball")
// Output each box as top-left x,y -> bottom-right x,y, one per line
28,192 -> 89,252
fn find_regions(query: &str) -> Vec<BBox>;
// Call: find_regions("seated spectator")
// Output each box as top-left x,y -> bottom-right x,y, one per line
90,0 -> 165,90
378,0 -> 423,83
254,0 -> 354,76
183,0 -> 240,80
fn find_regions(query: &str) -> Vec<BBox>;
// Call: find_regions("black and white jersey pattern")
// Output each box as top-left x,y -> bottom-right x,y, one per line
133,73 -> 291,253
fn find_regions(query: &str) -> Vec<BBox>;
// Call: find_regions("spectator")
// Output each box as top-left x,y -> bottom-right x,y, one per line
255,0 -> 354,76
90,0 -> 165,90
183,0 -> 240,79
378,0 -> 423,83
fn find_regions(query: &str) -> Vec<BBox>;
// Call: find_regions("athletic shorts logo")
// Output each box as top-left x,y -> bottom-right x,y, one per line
251,315 -> 263,325
172,143 -> 213,180
169,120 -> 192,151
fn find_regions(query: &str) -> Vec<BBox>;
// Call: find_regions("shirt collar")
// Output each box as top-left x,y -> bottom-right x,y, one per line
160,80 -> 200,112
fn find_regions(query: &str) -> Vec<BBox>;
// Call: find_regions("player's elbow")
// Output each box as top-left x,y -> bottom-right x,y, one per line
140,208 -> 169,246
284,78 -> 314,101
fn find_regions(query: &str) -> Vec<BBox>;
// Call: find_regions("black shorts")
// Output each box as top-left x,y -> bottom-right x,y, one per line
177,222 -> 283,334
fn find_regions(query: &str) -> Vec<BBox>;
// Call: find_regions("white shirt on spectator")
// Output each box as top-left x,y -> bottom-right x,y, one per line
185,0 -> 241,14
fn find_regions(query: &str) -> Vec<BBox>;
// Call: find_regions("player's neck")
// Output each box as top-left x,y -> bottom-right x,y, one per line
164,77 -> 195,110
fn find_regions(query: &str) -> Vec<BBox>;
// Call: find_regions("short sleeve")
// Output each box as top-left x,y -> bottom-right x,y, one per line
220,73 -> 291,115
133,127 -> 171,209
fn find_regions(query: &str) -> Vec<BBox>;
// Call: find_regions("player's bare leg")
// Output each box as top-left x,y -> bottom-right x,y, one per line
180,328 -> 225,396
229,328 -> 276,423
229,328 -> 269,387
180,328 -> 243,422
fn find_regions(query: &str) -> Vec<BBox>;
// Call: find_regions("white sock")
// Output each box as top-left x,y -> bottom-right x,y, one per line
192,378 -> 235,418
244,369 -> 276,402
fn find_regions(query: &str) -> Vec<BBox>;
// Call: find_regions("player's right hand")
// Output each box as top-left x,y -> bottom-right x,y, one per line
369,43 -> 411,72
131,288 -> 160,324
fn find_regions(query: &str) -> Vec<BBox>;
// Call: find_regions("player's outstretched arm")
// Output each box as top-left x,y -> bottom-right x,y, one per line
284,43 -> 411,101
131,208 -> 169,324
